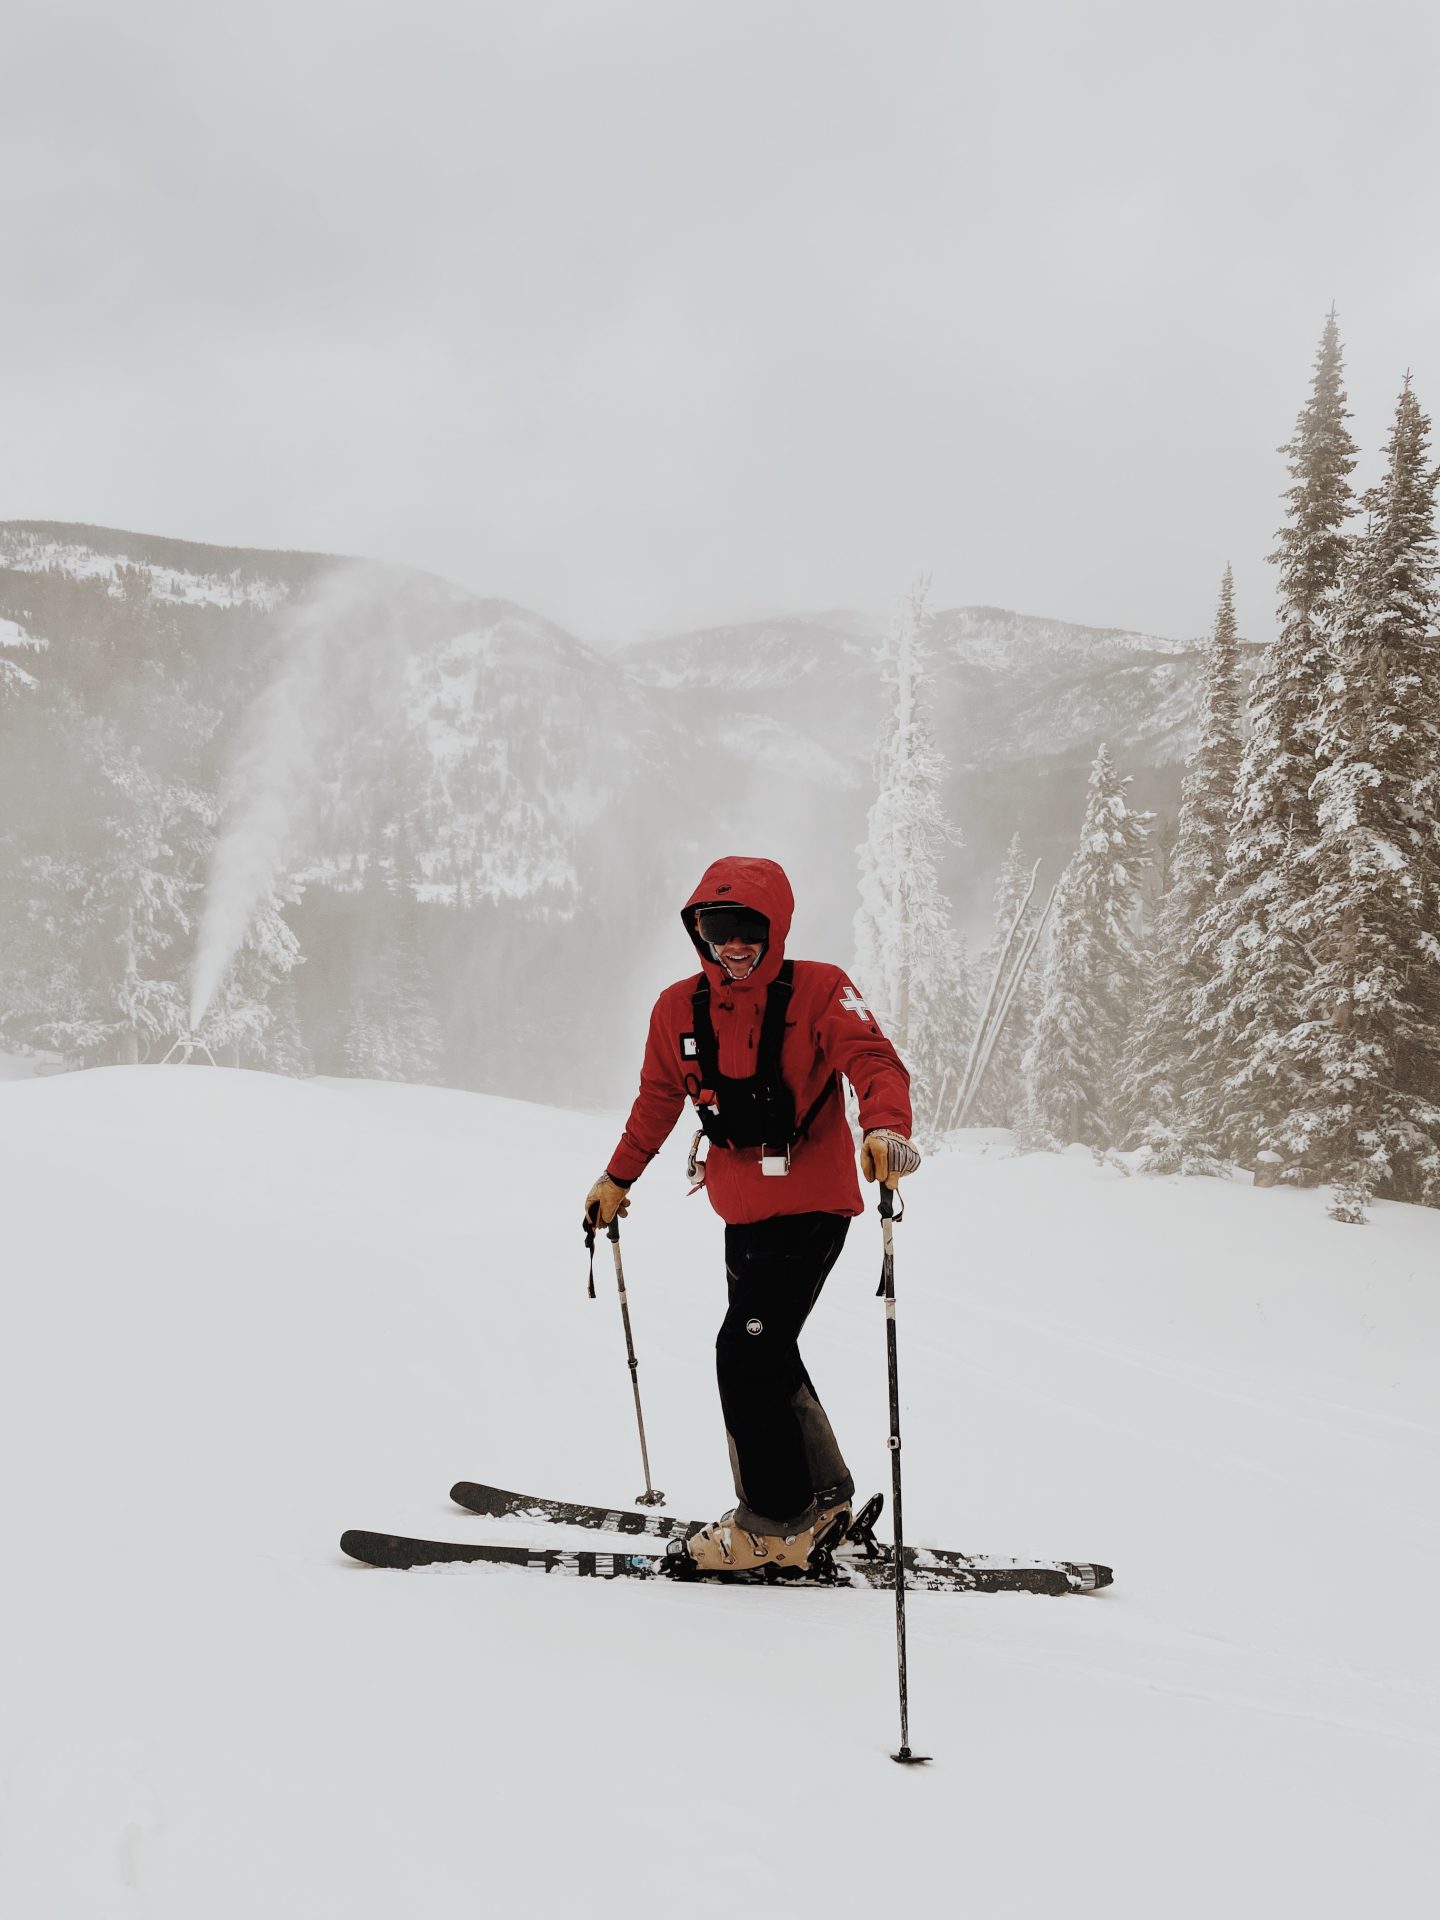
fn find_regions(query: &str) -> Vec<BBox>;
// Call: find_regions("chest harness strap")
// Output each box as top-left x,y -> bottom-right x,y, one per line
689,960 -> 837,1157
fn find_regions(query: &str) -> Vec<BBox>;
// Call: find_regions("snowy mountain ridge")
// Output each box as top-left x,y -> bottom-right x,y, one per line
0,520 -> 1252,1090
0,519 -> 1236,913
615,601 -> 1192,692
0,521 -> 301,611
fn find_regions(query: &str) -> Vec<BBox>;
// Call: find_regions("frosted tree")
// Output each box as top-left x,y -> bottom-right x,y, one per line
1023,746 -> 1151,1149
1122,567 -> 1244,1165
853,576 -> 970,1134
1281,375 -> 1440,1220
256,973 -> 314,1078
26,722 -> 215,1062
342,873 -> 445,1083
0,618 -> 44,703
1192,310 -> 1358,1155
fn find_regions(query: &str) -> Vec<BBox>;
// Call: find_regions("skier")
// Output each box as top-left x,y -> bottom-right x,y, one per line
582,855 -> 919,1574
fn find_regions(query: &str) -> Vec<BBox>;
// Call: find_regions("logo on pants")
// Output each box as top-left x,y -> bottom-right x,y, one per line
745,1318 -> 763,1335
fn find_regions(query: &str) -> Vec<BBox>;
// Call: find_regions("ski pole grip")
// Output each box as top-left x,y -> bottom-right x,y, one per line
879,1185 -> 895,1220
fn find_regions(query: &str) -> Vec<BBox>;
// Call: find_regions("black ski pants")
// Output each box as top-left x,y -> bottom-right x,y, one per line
716,1210 -> 853,1534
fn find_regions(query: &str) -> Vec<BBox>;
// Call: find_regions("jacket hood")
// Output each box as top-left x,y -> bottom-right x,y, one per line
682,855 -> 794,992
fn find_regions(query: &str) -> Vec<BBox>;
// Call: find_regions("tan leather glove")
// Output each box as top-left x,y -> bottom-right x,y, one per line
860,1129 -> 922,1189
583,1172 -> 631,1232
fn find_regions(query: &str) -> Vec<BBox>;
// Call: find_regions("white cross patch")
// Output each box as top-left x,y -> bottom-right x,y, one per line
839,986 -> 873,1022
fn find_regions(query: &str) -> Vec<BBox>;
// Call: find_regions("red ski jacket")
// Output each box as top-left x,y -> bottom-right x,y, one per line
606,856 -> 912,1225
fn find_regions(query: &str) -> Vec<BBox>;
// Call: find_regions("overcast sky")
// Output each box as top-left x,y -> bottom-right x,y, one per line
4,1 -> 1437,648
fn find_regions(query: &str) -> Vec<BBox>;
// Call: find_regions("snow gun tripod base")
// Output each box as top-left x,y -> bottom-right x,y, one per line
160,1036 -> 218,1067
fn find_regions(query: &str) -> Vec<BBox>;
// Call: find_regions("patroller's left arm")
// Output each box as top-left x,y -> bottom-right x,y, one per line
812,972 -> 921,1190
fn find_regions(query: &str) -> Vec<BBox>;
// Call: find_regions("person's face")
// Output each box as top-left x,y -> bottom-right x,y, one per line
695,905 -> 769,981
716,938 -> 763,981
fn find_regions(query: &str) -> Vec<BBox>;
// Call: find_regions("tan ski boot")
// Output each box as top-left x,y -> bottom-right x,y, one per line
684,1509 -> 818,1573
810,1497 -> 853,1552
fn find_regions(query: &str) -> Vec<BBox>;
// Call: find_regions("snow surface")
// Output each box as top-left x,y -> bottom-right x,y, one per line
1,1068 -> 1435,1918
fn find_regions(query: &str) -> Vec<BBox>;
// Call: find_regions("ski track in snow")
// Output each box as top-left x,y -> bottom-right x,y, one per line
0,1067 -> 1435,1919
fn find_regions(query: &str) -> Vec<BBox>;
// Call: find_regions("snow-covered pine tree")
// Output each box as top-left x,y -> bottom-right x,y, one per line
1280,374 -> 1440,1220
341,870 -> 445,1083
1192,310 -> 1358,1157
30,718 -> 214,1062
853,576 -> 971,1136
1023,746 -> 1151,1150
256,972 -> 314,1078
1122,567 -> 1243,1167
968,833 -> 1042,1127
0,616 -> 44,703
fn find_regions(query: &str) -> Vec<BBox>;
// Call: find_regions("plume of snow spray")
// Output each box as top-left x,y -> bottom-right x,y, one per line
188,564 -> 404,1033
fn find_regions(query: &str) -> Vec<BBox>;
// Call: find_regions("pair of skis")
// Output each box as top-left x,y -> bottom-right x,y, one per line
340,1481 -> 1113,1596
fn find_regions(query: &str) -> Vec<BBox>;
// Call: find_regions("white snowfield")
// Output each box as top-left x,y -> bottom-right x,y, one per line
1,1067 -> 1435,1918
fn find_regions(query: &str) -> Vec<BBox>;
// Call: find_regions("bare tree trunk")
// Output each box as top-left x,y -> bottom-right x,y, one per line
957,883 -> 1056,1129
948,859 -> 1041,1129
926,1063 -> 952,1138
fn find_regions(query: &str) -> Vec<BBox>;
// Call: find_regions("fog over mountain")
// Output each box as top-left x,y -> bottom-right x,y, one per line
0,519 -> 1251,1103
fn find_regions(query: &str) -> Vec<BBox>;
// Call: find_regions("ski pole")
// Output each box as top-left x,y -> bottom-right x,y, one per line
585,1214 -> 665,1508
877,1182 -> 930,1765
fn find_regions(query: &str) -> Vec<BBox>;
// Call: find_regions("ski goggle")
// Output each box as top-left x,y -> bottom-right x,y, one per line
694,906 -> 769,947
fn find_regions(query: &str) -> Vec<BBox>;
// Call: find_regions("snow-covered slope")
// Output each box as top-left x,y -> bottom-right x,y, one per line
1,1068 -> 1433,1918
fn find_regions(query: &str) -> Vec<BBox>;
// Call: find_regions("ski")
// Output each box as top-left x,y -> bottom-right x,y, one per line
448,1480 -> 884,1545
448,1480 -> 1112,1590
339,1528 -> 1103,1592
450,1479 -> 701,1541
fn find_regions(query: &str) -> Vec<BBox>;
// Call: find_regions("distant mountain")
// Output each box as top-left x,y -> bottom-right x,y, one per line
618,602 -> 1259,933
0,523 -> 686,915
0,521 -> 1255,1095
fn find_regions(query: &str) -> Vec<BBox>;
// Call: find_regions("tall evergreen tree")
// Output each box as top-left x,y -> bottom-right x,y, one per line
853,576 -> 971,1133
1122,567 -> 1244,1162
21,717 -> 214,1061
342,873 -> 445,1083
0,619 -> 44,702
1192,310 -> 1359,1154
1281,375 -> 1440,1219
1023,746 -> 1151,1149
